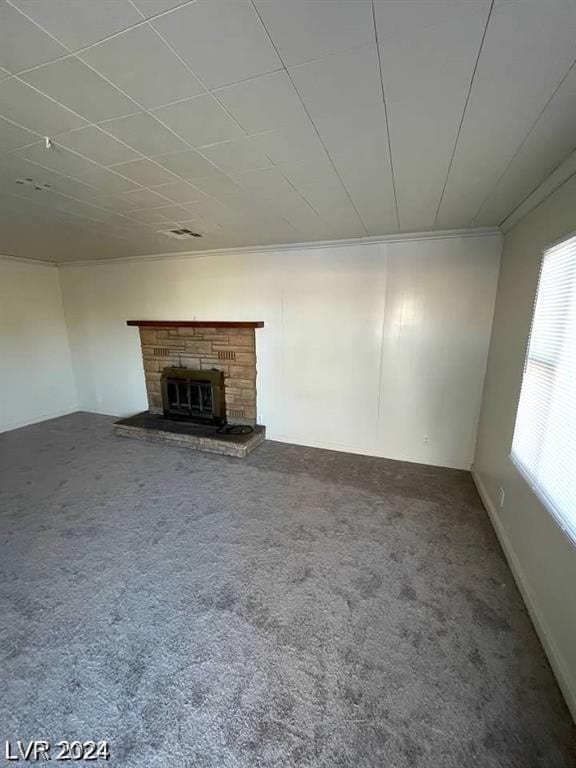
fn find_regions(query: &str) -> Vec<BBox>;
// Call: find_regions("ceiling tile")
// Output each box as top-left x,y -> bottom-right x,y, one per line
12,142 -> 138,193
0,1 -> 68,73
279,158 -> 365,236
74,166 -> 141,193
472,64 -> 576,226
189,173 -> 246,199
0,115 -> 39,150
253,0 -> 373,67
151,180 -> 210,204
153,149 -> 221,180
215,71 -> 309,135
152,94 -> 244,147
334,155 -> 398,236
374,0 -> 491,231
29,191 -> 108,221
80,25 -> 204,110
250,124 -> 325,165
200,136 -> 273,174
0,78 -> 87,135
436,0 -> 576,228
10,0 -> 142,50
126,204 -> 191,223
289,45 -> 382,126
235,166 -> 321,226
111,157 -> 180,186
55,125 -> 140,166
13,141 -> 87,177
100,112 -> 187,156
82,191 -> 144,212
122,188 -> 173,209
152,0 -> 282,89
0,155 -> 102,201
21,57 -> 139,122
130,0 -> 188,18
288,44 -> 398,234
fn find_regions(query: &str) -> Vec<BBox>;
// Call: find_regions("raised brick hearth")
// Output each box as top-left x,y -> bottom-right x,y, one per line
128,320 -> 263,426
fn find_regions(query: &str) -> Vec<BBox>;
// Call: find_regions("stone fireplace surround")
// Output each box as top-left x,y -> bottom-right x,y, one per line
128,320 -> 263,426
114,320 -> 265,458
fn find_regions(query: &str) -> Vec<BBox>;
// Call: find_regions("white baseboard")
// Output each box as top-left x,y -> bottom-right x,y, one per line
0,406 -> 79,434
267,431 -> 469,470
472,470 -> 576,723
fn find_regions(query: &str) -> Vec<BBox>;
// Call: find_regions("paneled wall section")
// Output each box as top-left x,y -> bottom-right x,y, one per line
59,233 -> 501,469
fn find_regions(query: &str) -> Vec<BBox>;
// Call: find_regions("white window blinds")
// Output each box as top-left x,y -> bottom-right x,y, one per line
511,234 -> 576,541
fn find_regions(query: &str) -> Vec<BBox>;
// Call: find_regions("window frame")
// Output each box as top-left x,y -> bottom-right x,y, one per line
509,231 -> 576,546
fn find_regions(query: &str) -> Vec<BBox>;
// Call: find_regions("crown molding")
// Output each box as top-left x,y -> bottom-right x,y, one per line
0,253 -> 57,267
57,227 -> 501,268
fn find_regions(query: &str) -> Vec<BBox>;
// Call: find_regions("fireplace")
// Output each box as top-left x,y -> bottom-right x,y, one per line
117,320 -> 266,457
161,367 -> 225,425
127,320 -> 263,426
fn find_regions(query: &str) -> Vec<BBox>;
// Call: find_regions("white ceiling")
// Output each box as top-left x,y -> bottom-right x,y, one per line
0,0 -> 575,262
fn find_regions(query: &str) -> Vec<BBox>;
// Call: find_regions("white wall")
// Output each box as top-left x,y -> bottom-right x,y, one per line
59,232 -> 501,469
0,257 -> 78,432
474,175 -> 576,720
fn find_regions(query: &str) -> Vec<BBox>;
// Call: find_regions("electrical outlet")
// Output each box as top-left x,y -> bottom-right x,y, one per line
498,487 -> 505,508
423,435 -> 429,446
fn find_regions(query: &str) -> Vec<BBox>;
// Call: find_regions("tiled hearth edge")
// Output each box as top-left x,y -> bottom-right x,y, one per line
127,320 -> 264,426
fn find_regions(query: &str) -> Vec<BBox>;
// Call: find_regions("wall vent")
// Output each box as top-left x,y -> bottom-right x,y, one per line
229,408 -> 244,419
158,228 -> 203,240
153,347 -> 170,357
218,350 -> 236,361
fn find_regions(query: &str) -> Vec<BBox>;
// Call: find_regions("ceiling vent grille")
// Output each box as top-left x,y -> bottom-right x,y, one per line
158,228 -> 203,240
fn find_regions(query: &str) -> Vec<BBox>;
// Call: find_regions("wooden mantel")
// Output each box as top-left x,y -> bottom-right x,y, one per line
127,320 -> 264,329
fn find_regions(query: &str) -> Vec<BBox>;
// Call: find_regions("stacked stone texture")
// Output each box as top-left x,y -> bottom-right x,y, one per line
138,325 -> 257,425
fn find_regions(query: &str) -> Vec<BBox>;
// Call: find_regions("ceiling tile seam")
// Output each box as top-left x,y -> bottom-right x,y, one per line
6,137 -> 227,233
144,19 -> 250,137
127,0 -> 147,22
0,113 -> 45,144
499,153 -> 576,230
3,169 -> 110,209
371,0 -> 399,232
4,0 -> 73,54
432,0 -> 495,227
0,183 -> 200,244
2,186 -> 130,232
6,135 -> 157,210
146,12 -> 362,236
2,0 -> 201,81
1,150 -> 173,233
3,39 -> 283,100
3,1 -> 398,239
3,145 -> 156,223
248,0 -> 369,237
70,56 -> 267,203
1,162 -> 113,219
469,56 -> 576,228
29,53 -> 239,215
66,30 -> 326,231
3,2 -> 383,107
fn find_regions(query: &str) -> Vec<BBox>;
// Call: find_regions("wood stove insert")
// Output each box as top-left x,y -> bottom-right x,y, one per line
161,367 -> 226,425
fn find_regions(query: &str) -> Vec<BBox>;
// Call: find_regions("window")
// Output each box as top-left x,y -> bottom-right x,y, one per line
511,234 -> 576,541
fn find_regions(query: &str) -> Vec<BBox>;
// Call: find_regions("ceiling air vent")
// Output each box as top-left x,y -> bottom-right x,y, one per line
158,228 -> 203,240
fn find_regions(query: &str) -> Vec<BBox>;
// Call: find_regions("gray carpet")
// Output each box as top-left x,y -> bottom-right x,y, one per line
1,412 -> 574,767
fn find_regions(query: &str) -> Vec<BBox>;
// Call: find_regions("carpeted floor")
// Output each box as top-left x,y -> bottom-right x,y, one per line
1,413 -> 574,767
